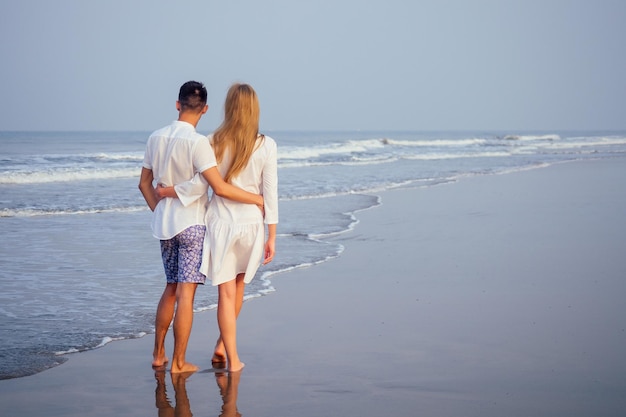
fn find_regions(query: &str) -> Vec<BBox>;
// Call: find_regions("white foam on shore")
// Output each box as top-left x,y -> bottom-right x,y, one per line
54,333 -> 146,356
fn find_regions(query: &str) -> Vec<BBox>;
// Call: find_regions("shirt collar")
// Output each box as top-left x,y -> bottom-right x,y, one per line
172,120 -> 196,130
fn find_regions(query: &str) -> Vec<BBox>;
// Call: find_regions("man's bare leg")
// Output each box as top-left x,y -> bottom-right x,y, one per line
217,276 -> 245,372
154,371 -> 174,415
171,282 -> 199,373
171,372 -> 193,416
153,283 -> 177,367
213,274 -> 245,364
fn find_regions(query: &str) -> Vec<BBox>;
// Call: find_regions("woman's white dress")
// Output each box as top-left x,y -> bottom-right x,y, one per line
176,134 -> 278,286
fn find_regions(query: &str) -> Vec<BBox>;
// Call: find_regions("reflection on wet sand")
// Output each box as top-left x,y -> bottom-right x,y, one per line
154,371 -> 193,417
154,370 -> 242,417
215,370 -> 242,417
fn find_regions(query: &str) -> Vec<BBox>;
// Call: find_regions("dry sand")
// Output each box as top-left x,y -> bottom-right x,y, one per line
1,158 -> 625,417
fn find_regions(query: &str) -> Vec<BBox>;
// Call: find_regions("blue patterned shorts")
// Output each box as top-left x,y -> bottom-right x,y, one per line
160,225 -> 206,284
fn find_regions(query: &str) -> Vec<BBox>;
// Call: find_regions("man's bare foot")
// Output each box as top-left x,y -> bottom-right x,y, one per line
171,362 -> 199,374
171,370 -> 193,386
228,361 -> 245,373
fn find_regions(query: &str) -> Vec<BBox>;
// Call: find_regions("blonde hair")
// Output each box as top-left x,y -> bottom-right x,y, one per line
212,83 -> 263,183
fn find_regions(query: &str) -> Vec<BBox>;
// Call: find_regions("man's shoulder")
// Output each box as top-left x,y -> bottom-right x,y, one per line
149,122 -> 206,143
149,122 -> 176,139
188,131 -> 209,142
171,121 -> 206,143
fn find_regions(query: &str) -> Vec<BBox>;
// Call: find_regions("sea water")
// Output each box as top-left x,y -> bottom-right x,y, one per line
1,129 -> 625,379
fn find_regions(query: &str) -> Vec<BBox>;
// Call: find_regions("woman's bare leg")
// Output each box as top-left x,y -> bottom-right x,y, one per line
216,275 -> 245,372
213,274 -> 245,364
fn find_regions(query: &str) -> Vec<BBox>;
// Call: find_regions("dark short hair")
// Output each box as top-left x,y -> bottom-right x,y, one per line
178,81 -> 207,112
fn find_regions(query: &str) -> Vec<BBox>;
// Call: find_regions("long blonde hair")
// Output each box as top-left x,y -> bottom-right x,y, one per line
212,83 -> 263,183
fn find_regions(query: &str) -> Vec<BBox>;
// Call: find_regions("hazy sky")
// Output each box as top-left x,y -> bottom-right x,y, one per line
1,0 -> 625,132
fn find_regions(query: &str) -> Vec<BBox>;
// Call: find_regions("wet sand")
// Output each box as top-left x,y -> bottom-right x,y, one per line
1,158 -> 625,416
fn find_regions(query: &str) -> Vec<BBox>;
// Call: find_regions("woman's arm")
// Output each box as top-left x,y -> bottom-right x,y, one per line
201,167 -> 264,209
156,169 -> 263,210
261,139 -> 279,224
262,138 -> 279,264
263,223 -> 276,264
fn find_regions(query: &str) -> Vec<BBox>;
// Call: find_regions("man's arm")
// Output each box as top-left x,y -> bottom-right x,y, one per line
201,166 -> 264,208
138,167 -> 158,211
154,173 -> 207,206
156,183 -> 178,198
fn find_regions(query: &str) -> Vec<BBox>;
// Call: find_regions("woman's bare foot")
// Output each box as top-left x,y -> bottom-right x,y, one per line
212,338 -> 227,364
228,361 -> 245,373
171,361 -> 199,374
152,355 -> 169,368
212,340 -> 227,368
212,353 -> 227,365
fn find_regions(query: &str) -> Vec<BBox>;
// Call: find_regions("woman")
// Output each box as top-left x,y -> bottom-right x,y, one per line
161,83 -> 278,372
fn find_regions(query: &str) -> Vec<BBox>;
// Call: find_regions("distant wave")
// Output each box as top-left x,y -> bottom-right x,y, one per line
403,151 -> 511,160
0,206 -> 146,218
0,151 -> 143,184
4,135 -> 625,186
0,167 -> 140,184
277,137 -> 487,161
382,138 -> 487,146
545,136 -> 626,149
279,156 -> 399,169
502,134 -> 561,141
278,139 -> 383,160
91,152 -> 143,161
2,151 -> 142,165
279,150 -> 512,168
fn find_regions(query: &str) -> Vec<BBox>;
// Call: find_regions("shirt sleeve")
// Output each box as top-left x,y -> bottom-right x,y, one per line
173,136 -> 216,207
174,173 -> 208,207
193,136 -> 217,174
142,137 -> 153,170
262,138 -> 279,224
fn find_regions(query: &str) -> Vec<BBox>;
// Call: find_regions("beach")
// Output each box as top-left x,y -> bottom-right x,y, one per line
1,157 -> 625,416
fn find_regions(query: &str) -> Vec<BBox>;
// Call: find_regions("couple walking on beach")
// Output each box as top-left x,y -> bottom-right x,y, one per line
138,81 -> 278,373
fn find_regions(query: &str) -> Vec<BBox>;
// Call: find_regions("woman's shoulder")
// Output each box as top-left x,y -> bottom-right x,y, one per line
258,134 -> 277,149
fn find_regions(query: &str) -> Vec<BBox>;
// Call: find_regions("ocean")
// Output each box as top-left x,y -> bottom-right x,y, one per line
1,129 -> 625,380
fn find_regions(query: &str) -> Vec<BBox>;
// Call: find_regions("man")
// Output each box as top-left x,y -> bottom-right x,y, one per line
139,81 -> 263,373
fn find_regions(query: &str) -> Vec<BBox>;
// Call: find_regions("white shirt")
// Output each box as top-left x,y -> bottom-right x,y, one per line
210,134 -> 279,225
174,134 -> 278,285
175,134 -> 279,225
142,120 -> 217,239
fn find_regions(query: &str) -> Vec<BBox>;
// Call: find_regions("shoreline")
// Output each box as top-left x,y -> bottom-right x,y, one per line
2,157 -> 626,416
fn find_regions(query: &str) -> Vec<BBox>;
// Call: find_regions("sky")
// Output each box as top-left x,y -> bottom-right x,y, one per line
0,0 -> 625,132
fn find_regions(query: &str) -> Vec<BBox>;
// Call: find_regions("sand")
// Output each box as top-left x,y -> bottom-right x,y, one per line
1,158 -> 625,417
